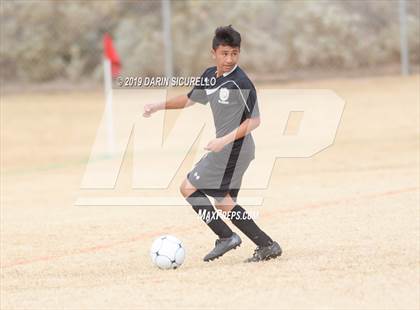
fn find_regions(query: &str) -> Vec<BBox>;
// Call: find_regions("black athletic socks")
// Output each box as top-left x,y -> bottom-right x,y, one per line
186,190 -> 233,239
229,204 -> 273,247
185,192 -> 273,246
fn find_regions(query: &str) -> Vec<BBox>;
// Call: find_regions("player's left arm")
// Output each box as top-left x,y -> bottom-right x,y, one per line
223,115 -> 260,143
205,81 -> 260,152
205,117 -> 260,152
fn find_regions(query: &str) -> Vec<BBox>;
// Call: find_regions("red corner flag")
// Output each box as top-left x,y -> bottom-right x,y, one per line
103,33 -> 121,78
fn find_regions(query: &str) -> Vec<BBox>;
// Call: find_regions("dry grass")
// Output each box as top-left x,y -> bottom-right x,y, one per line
1,75 -> 419,309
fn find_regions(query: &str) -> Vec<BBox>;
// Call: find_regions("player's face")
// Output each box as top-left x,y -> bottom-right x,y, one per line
212,45 -> 240,74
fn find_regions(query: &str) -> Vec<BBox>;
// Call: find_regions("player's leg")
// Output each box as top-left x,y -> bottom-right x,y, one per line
179,177 -> 198,199
180,178 -> 232,237
180,178 -> 241,262
214,192 -> 273,246
215,191 -> 282,262
213,192 -> 236,212
219,193 -> 273,246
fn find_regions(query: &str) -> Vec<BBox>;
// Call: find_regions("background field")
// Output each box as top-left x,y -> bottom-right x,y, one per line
1,75 -> 419,309
1,0 -> 419,308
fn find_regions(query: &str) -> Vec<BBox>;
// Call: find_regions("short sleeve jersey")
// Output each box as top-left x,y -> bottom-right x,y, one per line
187,65 -> 259,156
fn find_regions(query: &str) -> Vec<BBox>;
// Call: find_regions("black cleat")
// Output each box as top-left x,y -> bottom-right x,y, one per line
203,232 -> 242,262
245,241 -> 282,263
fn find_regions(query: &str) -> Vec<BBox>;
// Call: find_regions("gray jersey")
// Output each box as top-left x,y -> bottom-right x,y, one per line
187,65 -> 260,159
186,65 -> 260,197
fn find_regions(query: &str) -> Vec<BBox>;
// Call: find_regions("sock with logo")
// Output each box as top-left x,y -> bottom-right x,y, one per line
186,190 -> 233,239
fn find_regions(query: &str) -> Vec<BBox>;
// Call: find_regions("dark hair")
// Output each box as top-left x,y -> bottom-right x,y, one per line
212,25 -> 241,49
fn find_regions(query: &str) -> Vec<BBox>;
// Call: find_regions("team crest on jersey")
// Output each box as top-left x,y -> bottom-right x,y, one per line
218,87 -> 230,104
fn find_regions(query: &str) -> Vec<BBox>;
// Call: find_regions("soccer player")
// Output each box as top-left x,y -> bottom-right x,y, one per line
143,25 -> 282,263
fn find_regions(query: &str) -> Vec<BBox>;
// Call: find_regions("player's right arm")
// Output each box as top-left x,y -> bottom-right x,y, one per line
143,67 -> 210,118
143,95 -> 195,118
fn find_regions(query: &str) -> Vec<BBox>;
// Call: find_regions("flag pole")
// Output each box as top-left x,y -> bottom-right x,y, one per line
103,41 -> 116,155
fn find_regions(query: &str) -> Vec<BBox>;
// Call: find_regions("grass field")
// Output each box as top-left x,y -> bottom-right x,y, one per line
1,75 -> 419,309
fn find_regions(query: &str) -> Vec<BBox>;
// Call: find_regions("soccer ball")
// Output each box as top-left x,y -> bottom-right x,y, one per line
150,235 -> 185,269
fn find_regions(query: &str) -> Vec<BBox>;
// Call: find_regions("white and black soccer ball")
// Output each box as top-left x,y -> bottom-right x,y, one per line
150,235 -> 185,269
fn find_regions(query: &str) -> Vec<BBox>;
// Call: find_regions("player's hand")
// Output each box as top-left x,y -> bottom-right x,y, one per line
143,103 -> 159,118
204,138 -> 227,152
